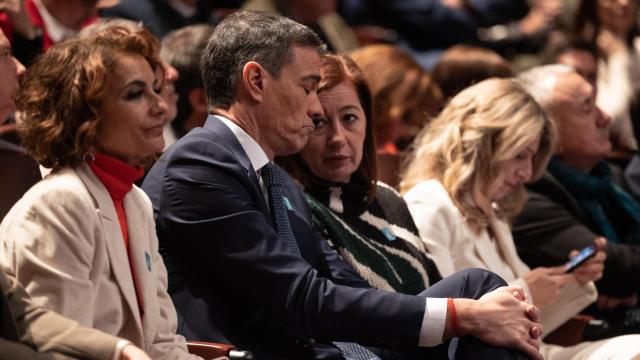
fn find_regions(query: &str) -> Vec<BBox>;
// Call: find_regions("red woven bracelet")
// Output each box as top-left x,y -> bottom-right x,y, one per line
448,297 -> 461,337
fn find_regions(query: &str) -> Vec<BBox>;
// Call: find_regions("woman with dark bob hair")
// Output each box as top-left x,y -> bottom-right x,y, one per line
0,26 -> 200,360
278,54 -> 442,295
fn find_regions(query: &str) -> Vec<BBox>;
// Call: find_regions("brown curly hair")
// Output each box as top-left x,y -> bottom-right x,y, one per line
17,25 -> 162,171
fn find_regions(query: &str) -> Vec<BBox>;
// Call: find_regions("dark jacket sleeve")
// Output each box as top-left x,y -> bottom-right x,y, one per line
513,191 -> 640,297
149,136 -> 425,349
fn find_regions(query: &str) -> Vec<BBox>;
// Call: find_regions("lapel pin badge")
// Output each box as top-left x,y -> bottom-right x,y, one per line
145,251 -> 152,272
282,196 -> 294,211
381,228 -> 397,241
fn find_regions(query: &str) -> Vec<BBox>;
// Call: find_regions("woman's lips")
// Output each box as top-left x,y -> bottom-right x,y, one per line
324,154 -> 351,165
144,124 -> 164,137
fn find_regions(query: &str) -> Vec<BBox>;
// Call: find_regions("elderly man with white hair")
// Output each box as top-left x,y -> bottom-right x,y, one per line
514,64 -> 640,325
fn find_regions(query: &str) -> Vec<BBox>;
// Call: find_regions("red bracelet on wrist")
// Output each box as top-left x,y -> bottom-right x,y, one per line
448,297 -> 461,337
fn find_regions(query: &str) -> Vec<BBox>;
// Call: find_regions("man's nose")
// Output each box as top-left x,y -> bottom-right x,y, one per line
308,91 -> 322,119
13,56 -> 25,78
596,106 -> 612,127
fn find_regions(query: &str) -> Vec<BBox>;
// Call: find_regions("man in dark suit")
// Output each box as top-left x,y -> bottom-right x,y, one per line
143,10 -> 542,360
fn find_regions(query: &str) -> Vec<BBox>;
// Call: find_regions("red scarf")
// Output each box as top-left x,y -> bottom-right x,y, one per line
88,153 -> 145,316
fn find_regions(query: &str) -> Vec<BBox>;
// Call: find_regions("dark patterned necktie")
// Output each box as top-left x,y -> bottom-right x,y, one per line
260,163 -> 380,360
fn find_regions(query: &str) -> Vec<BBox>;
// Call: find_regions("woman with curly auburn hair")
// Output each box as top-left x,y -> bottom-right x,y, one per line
0,25 -> 201,360
401,78 -> 640,359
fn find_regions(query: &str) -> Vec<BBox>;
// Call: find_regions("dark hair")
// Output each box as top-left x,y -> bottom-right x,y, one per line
201,10 -> 326,110
575,0 -> 640,47
17,25 -> 162,171
542,35 -> 598,64
278,54 -> 378,200
431,45 -> 513,100
161,24 -> 216,138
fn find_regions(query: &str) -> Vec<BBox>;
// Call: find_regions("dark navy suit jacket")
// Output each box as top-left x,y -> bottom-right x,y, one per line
142,116 -> 426,359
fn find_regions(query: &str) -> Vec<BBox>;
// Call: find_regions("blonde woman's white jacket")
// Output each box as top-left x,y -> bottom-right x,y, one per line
0,163 -> 199,360
403,179 -> 597,334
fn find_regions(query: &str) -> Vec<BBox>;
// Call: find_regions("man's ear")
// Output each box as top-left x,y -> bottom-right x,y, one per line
188,88 -> 208,114
241,61 -> 267,103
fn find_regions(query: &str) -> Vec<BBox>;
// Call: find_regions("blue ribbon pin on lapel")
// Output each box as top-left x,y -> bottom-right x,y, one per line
282,196 -> 294,211
145,251 -> 152,271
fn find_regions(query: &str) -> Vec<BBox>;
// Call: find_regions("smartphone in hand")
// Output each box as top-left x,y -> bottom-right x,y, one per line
565,244 -> 597,273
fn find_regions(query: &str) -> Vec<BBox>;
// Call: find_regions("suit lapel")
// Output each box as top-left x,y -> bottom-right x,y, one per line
204,116 -> 270,212
124,192 -> 158,348
75,165 -> 143,332
489,218 -> 530,277
471,228 -> 500,270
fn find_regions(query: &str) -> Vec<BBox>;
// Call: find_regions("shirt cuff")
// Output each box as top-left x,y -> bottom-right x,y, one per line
111,339 -> 131,360
418,297 -> 447,347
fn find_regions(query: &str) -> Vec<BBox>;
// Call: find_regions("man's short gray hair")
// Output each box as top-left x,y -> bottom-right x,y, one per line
201,11 -> 326,111
516,64 -> 575,108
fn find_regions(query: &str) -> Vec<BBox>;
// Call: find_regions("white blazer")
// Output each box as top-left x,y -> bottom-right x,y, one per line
0,163 -> 199,360
404,180 -> 597,334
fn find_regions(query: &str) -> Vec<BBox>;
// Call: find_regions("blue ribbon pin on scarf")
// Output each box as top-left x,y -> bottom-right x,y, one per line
381,228 -> 397,241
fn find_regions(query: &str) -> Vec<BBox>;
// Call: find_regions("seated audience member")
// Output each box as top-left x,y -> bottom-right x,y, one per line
0,26 -> 40,220
278,54 -> 442,295
575,0 -> 640,151
0,0 -> 119,65
159,24 -> 215,144
514,65 -> 640,317
0,27 -> 148,360
339,0 -> 560,57
544,37 -> 598,92
77,18 -> 180,150
143,10 -> 544,360
0,25 -> 200,360
243,0 -> 358,53
401,77 -> 640,358
544,37 -> 632,170
1,269 -> 151,360
349,44 -> 442,154
101,0 -> 223,38
0,27 -> 22,123
430,44 -> 513,101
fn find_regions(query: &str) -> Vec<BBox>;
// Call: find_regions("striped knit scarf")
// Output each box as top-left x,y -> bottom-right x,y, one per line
306,183 -> 441,295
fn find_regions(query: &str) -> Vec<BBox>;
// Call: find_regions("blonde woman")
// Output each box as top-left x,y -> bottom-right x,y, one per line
401,78 -> 640,359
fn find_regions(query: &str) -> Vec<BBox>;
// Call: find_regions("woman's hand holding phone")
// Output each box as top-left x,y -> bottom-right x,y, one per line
523,266 -> 571,307
570,237 -> 607,285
